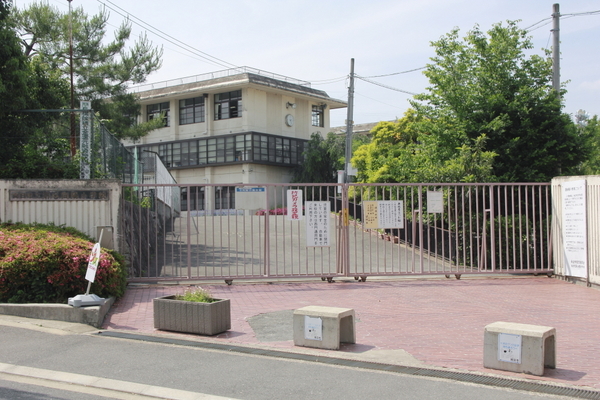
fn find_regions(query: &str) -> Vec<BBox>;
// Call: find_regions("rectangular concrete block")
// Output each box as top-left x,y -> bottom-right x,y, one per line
484,321 -> 556,376
293,306 -> 355,350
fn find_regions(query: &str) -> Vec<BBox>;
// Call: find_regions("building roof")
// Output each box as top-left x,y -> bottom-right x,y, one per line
129,67 -> 347,109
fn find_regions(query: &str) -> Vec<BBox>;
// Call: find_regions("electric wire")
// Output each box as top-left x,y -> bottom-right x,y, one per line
96,0 -> 239,70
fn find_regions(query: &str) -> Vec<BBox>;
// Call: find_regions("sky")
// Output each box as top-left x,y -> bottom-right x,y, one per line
12,0 -> 600,128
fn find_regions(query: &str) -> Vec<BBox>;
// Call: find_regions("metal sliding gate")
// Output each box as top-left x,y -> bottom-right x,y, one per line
122,183 -> 553,283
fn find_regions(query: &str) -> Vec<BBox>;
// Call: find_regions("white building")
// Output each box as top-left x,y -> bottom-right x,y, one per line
125,67 -> 346,211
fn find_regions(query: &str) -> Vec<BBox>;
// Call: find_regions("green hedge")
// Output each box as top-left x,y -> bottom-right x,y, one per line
0,223 -> 127,303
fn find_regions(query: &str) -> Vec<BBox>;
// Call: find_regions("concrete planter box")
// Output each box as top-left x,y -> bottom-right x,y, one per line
153,295 -> 231,335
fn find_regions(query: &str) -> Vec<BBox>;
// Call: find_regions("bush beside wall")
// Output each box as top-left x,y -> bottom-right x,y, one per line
0,223 -> 127,303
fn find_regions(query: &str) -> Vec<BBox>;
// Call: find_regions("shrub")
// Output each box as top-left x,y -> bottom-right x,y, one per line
175,288 -> 216,303
0,222 -> 127,303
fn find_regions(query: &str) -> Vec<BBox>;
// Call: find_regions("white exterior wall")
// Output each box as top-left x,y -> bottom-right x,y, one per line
0,180 -> 121,251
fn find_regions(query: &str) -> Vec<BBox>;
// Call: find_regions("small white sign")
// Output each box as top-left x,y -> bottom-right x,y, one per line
84,242 -> 101,283
427,191 -> 444,213
561,179 -> 588,278
235,187 -> 266,210
498,333 -> 522,364
304,316 -> 323,341
287,190 -> 303,220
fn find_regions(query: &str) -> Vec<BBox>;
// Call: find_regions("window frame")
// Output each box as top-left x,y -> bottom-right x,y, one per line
311,105 -> 324,128
214,90 -> 242,120
179,96 -> 205,125
147,102 -> 170,127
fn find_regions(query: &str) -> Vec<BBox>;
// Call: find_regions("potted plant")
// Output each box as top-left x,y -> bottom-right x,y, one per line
153,288 -> 231,335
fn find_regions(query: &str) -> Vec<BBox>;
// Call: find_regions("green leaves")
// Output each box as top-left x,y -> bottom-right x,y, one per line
412,20 -> 582,182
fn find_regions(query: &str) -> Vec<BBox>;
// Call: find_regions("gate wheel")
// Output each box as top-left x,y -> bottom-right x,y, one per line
445,274 -> 450,279
225,280 -> 233,285
359,276 -> 367,282
326,277 -> 334,283
455,274 -> 461,280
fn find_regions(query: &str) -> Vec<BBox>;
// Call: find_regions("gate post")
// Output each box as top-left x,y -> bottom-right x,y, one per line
336,184 -> 350,277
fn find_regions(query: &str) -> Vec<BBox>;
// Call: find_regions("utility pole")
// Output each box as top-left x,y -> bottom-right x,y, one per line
344,58 -> 355,183
68,0 -> 76,156
552,3 -> 560,98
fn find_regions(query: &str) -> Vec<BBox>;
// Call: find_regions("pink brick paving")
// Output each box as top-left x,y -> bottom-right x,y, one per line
102,277 -> 600,390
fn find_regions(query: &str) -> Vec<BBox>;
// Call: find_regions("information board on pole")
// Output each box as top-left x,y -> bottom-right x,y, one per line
561,179 -> 588,278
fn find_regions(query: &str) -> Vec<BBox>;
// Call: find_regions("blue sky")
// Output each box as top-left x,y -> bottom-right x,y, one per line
13,0 -> 600,127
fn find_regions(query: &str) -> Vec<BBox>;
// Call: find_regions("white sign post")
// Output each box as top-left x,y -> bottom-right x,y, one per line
561,180 -> 588,278
68,230 -> 106,307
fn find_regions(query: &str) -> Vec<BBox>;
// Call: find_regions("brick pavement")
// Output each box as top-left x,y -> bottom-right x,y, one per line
102,276 -> 600,390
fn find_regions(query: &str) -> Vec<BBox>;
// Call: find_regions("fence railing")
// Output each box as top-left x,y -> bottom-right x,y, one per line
121,182 -> 553,282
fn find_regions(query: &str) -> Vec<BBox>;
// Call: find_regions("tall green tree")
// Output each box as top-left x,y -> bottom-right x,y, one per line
0,0 -> 70,178
412,21 -> 583,182
12,1 -> 163,140
352,109 -> 496,183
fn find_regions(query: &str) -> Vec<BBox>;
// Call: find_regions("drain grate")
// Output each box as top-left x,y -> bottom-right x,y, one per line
98,331 -> 600,399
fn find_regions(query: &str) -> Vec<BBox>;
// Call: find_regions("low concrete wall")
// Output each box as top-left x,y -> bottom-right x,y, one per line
0,297 -> 115,328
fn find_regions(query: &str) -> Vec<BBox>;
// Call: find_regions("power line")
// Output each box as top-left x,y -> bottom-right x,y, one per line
356,75 -> 419,96
96,0 -> 239,70
360,67 -> 426,79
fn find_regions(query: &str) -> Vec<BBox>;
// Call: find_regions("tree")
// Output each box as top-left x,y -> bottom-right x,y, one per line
292,132 -> 338,183
0,0 -> 70,178
352,109 -> 496,184
12,2 -> 163,140
412,21 -> 583,182
574,113 -> 600,175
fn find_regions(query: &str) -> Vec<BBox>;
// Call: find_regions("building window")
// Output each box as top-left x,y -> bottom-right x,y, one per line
181,186 -> 205,211
179,96 -> 205,125
147,102 -> 170,127
214,90 -> 242,120
311,105 -> 324,127
130,133 -> 306,169
215,186 -> 235,209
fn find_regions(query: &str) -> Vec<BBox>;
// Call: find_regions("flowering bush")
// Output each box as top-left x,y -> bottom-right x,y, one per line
0,223 -> 127,303
255,207 -> 287,215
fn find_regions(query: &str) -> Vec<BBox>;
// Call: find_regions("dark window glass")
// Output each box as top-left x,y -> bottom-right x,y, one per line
179,97 -> 205,125
215,90 -> 242,120
147,102 -> 170,127
311,105 -> 324,127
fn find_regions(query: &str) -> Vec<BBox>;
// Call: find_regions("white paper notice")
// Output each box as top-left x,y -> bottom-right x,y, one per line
427,191 -> 444,213
498,333 -> 522,364
304,316 -> 323,341
306,201 -> 330,247
561,180 -> 588,278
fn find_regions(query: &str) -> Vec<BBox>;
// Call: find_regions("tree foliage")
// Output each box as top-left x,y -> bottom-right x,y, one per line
411,21 -> 583,182
12,2 -> 163,140
353,109 -> 496,183
0,0 -> 70,178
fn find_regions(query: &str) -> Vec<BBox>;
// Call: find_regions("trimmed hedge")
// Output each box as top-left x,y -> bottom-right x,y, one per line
0,223 -> 127,303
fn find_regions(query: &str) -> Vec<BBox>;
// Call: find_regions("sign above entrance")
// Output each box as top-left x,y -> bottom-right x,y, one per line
235,186 -> 266,210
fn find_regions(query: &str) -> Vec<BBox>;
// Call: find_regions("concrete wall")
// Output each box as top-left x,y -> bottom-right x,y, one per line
0,180 -> 121,251
551,175 -> 600,285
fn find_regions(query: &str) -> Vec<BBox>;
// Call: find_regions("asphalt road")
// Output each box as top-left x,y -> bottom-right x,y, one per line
0,318 -> 577,400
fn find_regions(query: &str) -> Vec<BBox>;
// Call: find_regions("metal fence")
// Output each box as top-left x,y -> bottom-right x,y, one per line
121,182 -> 553,282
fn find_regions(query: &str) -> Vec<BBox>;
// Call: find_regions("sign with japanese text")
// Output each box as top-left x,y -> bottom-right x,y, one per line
427,191 -> 444,213
235,187 -> 266,210
304,316 -> 323,341
306,201 -> 330,247
498,333 -> 522,364
561,180 -> 588,278
287,189 -> 303,220
362,200 -> 404,229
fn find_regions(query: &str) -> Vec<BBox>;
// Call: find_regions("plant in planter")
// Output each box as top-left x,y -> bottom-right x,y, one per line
153,288 -> 230,335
